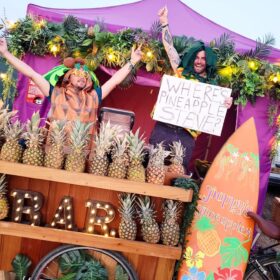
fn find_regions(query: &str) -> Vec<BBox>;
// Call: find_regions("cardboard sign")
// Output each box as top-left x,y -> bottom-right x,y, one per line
177,118 -> 259,280
153,75 -> 232,136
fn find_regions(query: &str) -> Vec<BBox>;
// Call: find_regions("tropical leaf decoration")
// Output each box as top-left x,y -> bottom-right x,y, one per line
220,237 -> 249,268
58,249 -> 108,280
115,264 -> 129,280
150,20 -> 161,40
2,15 -> 280,120
211,33 -> 237,64
58,248 -> 89,274
75,260 -> 108,280
173,35 -> 197,57
11,254 -> 32,280
242,33 -> 275,59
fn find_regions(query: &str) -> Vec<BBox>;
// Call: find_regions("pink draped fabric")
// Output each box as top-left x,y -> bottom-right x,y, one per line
27,0 -> 280,63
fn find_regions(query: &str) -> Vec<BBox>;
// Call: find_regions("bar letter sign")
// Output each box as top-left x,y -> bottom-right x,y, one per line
153,75 -> 232,136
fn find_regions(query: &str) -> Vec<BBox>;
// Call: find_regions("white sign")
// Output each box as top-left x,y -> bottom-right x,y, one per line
153,75 -> 232,136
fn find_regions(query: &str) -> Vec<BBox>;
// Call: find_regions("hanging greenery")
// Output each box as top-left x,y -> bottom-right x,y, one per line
1,15 -> 280,117
170,177 -> 200,279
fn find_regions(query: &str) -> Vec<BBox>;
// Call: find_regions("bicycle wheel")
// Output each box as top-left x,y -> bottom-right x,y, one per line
31,244 -> 138,280
244,256 -> 280,280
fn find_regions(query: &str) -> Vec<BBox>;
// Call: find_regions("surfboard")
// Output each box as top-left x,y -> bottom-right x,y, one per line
177,118 -> 259,280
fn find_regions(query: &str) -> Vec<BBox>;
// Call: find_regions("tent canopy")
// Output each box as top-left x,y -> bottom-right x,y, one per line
27,0 -> 280,63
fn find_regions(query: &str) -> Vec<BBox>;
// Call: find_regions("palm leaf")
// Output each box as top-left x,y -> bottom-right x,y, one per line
58,249 -> 89,274
173,36 -> 197,57
75,260 -> 108,280
150,20 -> 161,40
243,33 -> 275,59
212,33 -> 236,62
11,254 -> 32,280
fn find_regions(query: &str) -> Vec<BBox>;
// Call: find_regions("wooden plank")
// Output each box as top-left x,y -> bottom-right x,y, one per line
0,222 -> 182,260
0,161 -> 193,202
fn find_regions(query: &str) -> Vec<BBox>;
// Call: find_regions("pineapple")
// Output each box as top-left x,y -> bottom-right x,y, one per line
167,141 -> 185,175
196,216 -> 221,257
161,200 -> 181,246
127,129 -> 146,182
118,193 -> 137,240
0,120 -> 24,163
146,143 -> 170,184
88,121 -> 118,176
108,136 -> 129,179
22,112 -> 45,166
0,106 -> 17,150
0,174 -> 9,220
137,196 -> 160,243
44,120 -> 67,169
65,120 -> 92,172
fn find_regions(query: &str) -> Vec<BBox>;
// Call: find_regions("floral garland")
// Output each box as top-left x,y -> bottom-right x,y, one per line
0,16 -> 279,121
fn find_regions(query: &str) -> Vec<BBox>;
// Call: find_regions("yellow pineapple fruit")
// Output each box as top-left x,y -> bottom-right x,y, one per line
0,120 -> 24,163
146,143 -> 170,184
88,121 -> 118,176
0,174 -> 9,220
108,136 -> 129,179
118,193 -> 137,240
137,196 -> 160,243
161,199 -> 181,246
65,120 -> 92,172
196,216 -> 221,257
0,106 -> 17,150
167,141 -> 185,175
127,129 -> 146,182
44,120 -> 67,169
22,112 -> 45,166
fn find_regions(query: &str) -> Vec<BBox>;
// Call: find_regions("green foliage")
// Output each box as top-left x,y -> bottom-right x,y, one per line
115,264 -> 129,280
171,177 -> 200,279
220,237 -> 249,268
75,260 -> 108,280
57,249 -> 108,280
11,254 -> 32,280
3,15 -> 280,117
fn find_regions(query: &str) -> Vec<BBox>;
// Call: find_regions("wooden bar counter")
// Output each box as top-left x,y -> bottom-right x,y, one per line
0,160 -> 193,280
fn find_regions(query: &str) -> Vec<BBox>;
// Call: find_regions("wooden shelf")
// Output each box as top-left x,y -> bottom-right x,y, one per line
0,222 -> 182,260
0,161 -> 193,202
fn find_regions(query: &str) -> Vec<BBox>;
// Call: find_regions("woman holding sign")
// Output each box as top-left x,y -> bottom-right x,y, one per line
149,6 -> 233,171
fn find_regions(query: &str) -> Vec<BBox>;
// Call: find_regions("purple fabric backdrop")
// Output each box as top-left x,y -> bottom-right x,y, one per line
237,98 -> 279,213
27,0 -> 280,63
13,54 -> 59,124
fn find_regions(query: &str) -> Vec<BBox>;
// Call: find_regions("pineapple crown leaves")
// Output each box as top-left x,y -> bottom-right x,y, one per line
127,128 -> 146,162
137,196 -> 157,224
118,193 -> 136,220
3,119 -> 24,140
163,199 -> 181,221
111,135 -> 128,160
93,121 -> 122,157
148,142 -> 171,166
68,120 -> 92,150
0,174 -> 7,195
169,141 -> 186,165
195,216 -> 215,232
0,107 -> 17,132
23,112 -> 45,147
47,120 -> 67,146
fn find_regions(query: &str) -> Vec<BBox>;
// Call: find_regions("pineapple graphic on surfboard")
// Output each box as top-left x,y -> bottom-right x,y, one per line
178,118 -> 259,280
